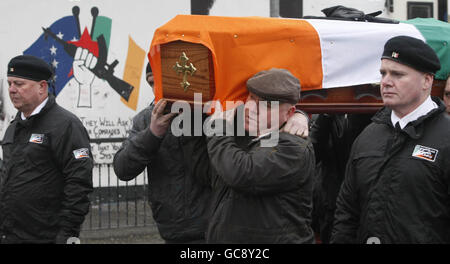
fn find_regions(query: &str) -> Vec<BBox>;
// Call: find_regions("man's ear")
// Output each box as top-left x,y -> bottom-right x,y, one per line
423,73 -> 434,91
281,104 -> 296,122
39,80 -> 48,95
287,105 -> 296,118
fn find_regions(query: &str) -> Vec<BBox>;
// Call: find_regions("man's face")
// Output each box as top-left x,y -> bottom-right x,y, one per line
380,59 -> 433,117
243,92 -> 293,135
444,78 -> 450,115
7,76 -> 45,115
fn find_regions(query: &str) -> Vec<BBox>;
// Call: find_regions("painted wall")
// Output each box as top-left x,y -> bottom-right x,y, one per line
0,0 -> 192,164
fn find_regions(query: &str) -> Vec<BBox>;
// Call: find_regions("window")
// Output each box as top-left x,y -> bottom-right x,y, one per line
407,2 -> 433,19
191,0 -> 215,15
279,0 -> 302,18
438,0 -> 447,21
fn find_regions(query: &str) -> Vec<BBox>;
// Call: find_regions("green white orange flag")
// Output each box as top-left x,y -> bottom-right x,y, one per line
149,15 -> 450,105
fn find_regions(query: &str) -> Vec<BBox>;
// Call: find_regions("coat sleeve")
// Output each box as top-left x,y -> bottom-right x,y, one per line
207,131 -> 314,195
53,119 -> 93,241
113,106 -> 162,181
330,138 -> 361,244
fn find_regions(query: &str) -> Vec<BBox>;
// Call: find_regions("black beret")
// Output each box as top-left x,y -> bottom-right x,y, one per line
382,36 -> 440,74
7,55 -> 53,81
246,68 -> 301,105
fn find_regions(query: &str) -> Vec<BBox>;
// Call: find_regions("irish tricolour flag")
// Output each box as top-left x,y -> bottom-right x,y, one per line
149,15 -> 449,104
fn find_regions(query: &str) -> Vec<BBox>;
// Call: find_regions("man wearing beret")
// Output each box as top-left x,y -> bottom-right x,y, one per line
203,68 -> 315,243
331,36 -> 450,243
0,55 -> 93,244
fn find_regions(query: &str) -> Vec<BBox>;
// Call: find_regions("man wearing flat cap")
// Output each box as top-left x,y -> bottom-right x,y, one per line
332,36 -> 450,244
202,68 -> 315,243
0,55 -> 93,244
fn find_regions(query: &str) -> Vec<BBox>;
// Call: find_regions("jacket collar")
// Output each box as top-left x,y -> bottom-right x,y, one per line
390,96 -> 437,129
372,96 -> 446,139
13,93 -> 56,124
20,97 -> 48,120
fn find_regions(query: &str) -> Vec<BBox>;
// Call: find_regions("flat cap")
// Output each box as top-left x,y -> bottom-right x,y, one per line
246,68 -> 301,105
7,55 -> 53,81
382,35 -> 440,74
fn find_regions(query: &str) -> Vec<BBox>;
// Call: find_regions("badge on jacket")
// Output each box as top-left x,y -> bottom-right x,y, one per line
73,148 -> 90,159
29,133 -> 44,144
412,145 -> 438,162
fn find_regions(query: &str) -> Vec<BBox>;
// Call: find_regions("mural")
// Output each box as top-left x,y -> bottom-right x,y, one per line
17,5 -> 149,164
24,6 -> 140,110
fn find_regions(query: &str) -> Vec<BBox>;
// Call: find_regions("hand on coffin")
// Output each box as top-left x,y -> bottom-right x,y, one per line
150,99 -> 178,137
282,111 -> 309,138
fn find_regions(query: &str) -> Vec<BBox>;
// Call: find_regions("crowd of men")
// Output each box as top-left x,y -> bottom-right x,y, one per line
0,34 -> 449,244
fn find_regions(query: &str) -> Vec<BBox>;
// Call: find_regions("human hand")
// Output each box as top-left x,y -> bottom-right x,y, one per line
149,99 -> 178,137
282,111 -> 309,138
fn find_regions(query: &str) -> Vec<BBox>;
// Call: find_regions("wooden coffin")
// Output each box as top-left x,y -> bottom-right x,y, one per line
151,16 -> 448,114
160,40 -> 215,104
298,80 -> 446,114
158,40 -> 445,114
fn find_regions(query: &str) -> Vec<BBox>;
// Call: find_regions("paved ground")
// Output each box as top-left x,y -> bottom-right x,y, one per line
80,226 -> 164,244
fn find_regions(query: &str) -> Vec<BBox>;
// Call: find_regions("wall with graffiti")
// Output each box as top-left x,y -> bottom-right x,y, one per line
0,0 -> 193,163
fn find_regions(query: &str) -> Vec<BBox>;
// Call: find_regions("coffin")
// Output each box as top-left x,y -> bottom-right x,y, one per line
159,40 -> 215,104
148,15 -> 449,113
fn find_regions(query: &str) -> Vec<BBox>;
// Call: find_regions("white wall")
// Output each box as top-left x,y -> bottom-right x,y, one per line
303,0 -> 388,17
303,0 -> 440,20
209,0 -> 271,16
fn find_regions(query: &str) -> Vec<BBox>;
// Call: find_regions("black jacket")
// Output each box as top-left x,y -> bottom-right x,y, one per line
113,104 -> 211,242
0,95 -> 93,244
310,114 -> 372,243
206,128 -> 315,244
331,97 -> 450,243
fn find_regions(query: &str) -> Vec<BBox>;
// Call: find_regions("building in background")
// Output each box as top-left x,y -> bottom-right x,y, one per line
193,0 -> 448,21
